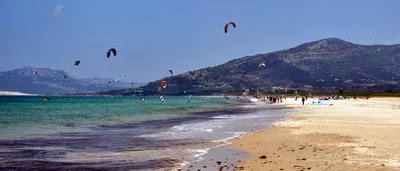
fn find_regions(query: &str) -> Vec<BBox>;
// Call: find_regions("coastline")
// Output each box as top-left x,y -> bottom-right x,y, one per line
178,102 -> 293,171
230,97 -> 400,170
0,91 -> 38,96
0,96 -> 292,171
5,96 -> 399,170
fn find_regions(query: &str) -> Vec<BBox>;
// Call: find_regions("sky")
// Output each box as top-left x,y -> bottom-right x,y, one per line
1,0 -> 400,82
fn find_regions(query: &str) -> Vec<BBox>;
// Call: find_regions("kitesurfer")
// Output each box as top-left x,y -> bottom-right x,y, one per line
159,95 -> 166,102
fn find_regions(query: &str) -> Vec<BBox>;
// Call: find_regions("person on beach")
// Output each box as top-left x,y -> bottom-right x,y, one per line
302,96 -> 305,105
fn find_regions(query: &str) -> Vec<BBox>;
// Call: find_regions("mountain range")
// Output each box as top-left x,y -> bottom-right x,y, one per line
100,38 -> 400,96
2,38 -> 399,96
0,67 -> 146,95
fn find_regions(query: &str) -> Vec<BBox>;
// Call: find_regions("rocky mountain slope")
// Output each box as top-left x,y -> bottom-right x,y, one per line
128,38 -> 399,95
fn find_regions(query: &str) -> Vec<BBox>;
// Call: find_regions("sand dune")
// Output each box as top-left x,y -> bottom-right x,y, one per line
232,98 -> 400,171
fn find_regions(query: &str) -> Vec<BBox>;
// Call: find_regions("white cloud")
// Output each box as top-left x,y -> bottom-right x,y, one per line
52,5 -> 64,16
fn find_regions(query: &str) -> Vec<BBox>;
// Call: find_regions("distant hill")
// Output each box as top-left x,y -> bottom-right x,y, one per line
97,38 -> 400,96
0,67 -> 146,95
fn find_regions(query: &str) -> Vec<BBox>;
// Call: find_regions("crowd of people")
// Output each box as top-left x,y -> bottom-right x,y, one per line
249,93 -> 370,106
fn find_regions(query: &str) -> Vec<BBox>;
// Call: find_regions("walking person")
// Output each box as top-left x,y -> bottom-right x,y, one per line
302,96 -> 305,105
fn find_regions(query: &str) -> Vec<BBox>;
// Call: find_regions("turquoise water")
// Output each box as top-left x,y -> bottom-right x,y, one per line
0,96 -> 238,139
0,95 -> 292,170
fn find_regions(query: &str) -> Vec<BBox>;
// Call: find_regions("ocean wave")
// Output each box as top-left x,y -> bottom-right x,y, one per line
212,131 -> 249,144
139,119 -> 227,139
212,113 -> 264,119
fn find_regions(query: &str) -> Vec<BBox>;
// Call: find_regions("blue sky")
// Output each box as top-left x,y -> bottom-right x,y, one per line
1,0 -> 399,82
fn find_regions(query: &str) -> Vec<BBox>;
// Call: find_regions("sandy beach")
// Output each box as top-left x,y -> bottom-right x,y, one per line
230,97 -> 400,171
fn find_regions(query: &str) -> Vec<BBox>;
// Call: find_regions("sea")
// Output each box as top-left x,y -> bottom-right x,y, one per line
0,96 -> 293,170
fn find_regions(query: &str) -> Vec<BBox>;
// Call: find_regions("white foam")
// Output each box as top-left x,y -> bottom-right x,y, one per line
189,148 -> 210,158
175,148 -> 213,170
212,131 -> 248,144
249,98 -> 260,102
178,160 -> 191,169
239,102 -> 265,108
140,119 -> 226,139
212,113 -> 264,119
170,109 -> 292,171
170,123 -> 219,133
140,108 -> 289,141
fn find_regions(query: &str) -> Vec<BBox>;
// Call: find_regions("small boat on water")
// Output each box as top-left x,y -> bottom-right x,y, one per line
42,97 -> 50,101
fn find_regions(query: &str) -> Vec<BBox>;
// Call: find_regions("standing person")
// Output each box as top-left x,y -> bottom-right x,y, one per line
305,96 -> 308,101
302,96 -> 305,105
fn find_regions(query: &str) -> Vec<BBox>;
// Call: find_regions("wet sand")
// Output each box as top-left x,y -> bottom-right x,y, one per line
231,98 -> 400,171
179,146 -> 251,171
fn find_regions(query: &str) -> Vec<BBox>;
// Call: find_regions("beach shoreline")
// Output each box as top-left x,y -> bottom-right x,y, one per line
0,96 -> 293,171
177,102 -> 294,171
229,97 -> 400,171
0,91 -> 38,96
7,96 -> 400,170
